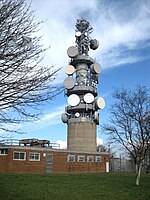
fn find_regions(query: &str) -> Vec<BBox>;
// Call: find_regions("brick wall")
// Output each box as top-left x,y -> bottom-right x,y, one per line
52,152 -> 108,173
0,146 -> 109,174
0,154 -> 8,172
6,148 -> 46,173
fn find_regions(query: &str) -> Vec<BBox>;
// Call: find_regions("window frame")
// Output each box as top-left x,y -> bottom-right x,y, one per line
13,152 -> 26,160
87,156 -> 94,162
29,152 -> 40,161
77,155 -> 85,162
95,156 -> 102,162
0,149 -> 8,155
67,154 -> 75,162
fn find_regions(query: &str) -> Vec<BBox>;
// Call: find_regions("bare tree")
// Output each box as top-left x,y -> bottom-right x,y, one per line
102,86 -> 150,185
0,0 -> 62,133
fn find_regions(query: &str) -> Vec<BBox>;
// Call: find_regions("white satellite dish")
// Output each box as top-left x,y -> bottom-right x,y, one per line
75,112 -> 80,117
68,94 -> 80,106
67,46 -> 78,58
90,63 -> 101,74
63,77 -> 75,89
61,113 -> 68,123
75,31 -> 81,37
90,39 -> 99,50
84,93 -> 94,103
65,65 -> 75,75
96,97 -> 105,109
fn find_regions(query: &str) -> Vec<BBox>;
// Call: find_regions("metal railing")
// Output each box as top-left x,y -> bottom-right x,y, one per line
0,139 -> 60,149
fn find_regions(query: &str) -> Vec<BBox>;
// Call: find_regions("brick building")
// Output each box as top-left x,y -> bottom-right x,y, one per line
0,143 -> 109,174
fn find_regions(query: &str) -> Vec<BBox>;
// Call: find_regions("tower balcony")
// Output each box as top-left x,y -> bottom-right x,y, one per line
65,84 -> 98,96
66,103 -> 95,113
67,112 -> 94,123
70,55 -> 94,66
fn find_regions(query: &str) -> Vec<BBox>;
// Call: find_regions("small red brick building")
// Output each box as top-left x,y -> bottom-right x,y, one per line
0,142 -> 109,174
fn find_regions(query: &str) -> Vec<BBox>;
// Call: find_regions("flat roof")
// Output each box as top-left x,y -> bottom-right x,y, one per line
0,145 -> 109,155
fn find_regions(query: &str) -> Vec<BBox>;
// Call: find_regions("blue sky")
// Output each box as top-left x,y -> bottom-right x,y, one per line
8,0 -> 150,148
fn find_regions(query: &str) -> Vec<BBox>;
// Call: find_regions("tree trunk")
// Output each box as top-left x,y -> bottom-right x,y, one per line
135,163 -> 142,186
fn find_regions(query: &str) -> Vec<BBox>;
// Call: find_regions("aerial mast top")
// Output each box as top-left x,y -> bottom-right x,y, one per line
75,18 -> 99,56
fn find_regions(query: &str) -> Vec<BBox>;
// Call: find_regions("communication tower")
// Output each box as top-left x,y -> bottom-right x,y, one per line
62,19 -> 105,152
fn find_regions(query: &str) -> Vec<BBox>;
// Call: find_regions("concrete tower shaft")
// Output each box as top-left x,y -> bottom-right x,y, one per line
76,63 -> 88,84
67,122 -> 97,152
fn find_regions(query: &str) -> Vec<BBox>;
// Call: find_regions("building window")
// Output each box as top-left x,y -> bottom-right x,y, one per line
29,153 -> 40,161
78,156 -> 85,162
0,149 -> 8,155
87,156 -> 94,162
67,155 -> 75,162
13,152 -> 26,160
96,156 -> 102,162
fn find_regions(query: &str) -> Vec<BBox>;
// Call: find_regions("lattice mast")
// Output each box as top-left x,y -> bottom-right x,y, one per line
62,19 -> 105,152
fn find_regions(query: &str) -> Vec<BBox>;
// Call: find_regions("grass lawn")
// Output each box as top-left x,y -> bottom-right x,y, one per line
0,173 -> 149,200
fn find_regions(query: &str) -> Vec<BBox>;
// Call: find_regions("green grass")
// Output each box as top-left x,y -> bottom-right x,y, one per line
0,173 -> 149,200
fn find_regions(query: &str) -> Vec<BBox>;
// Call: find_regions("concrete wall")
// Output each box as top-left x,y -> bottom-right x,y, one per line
67,122 -> 97,152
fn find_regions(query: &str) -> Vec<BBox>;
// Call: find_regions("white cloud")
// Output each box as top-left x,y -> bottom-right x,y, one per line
31,105 -> 65,128
29,0 -> 150,80
8,105 -> 66,134
92,1 -> 150,69
40,107 -> 63,122
56,140 -> 67,149
97,137 -> 103,146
